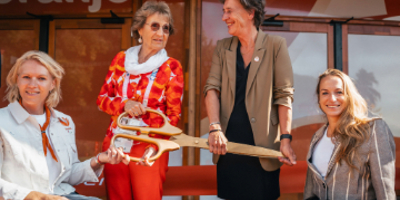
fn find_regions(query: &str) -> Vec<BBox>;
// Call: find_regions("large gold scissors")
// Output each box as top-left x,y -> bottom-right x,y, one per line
111,109 -> 284,162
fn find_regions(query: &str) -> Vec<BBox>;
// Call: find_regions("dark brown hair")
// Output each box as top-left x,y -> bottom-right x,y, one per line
219,0 -> 265,27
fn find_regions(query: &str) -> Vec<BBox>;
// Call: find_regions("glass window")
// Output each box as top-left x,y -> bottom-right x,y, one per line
0,30 -> 36,108
54,29 -> 121,160
265,31 -> 327,127
348,34 -> 400,137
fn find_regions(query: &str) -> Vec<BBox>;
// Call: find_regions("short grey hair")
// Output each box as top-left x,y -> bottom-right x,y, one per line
131,1 -> 175,39
220,0 -> 265,27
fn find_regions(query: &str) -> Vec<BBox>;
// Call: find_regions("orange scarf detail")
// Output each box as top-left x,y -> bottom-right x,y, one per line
19,99 -> 58,162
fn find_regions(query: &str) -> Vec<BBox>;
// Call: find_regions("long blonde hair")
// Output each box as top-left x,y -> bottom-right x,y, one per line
5,50 -> 65,108
316,69 -> 371,168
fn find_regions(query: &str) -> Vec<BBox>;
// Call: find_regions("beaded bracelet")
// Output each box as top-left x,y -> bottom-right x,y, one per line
95,153 -> 106,165
209,129 -> 222,133
209,122 -> 221,127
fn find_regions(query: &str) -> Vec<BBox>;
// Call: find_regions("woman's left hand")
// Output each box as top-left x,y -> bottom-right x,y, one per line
124,100 -> 146,117
99,146 -> 131,165
278,139 -> 297,166
137,147 -> 156,167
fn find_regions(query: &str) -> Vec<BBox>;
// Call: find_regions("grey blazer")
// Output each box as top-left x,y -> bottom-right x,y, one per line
304,119 -> 396,200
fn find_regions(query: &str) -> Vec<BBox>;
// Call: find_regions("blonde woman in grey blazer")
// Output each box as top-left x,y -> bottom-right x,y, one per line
304,69 -> 396,200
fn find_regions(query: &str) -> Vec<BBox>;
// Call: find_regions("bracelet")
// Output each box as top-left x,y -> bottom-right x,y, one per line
280,134 -> 292,142
209,122 -> 221,127
95,153 -> 106,165
209,129 -> 221,133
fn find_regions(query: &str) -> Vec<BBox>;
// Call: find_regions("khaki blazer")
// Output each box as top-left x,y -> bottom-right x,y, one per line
203,30 -> 294,171
303,119 -> 396,200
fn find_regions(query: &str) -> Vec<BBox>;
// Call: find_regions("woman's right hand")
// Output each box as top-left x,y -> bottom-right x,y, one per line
137,146 -> 156,167
208,125 -> 228,155
124,100 -> 146,117
25,191 -> 68,200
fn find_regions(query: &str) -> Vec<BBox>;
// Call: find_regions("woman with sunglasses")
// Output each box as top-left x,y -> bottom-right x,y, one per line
97,1 -> 184,199
303,69 -> 395,199
0,50 -> 130,200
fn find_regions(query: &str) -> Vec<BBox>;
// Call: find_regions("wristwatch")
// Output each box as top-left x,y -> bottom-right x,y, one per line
280,134 -> 292,142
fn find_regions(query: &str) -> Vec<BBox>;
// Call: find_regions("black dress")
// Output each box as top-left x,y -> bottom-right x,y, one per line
217,41 -> 280,200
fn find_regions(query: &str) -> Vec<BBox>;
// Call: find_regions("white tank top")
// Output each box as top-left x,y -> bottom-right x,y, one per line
32,114 -> 61,193
312,127 -> 335,178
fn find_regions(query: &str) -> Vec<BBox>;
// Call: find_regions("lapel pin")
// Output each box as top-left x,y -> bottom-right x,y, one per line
254,56 -> 259,62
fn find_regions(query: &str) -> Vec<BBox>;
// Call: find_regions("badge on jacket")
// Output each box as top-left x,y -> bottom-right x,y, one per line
59,117 -> 70,126
59,117 -> 72,132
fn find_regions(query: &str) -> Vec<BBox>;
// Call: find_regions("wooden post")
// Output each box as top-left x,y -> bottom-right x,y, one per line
34,20 -> 41,50
188,0 -> 197,167
48,20 -> 55,58
328,24 -> 334,69
342,24 -> 348,74
184,0 -> 198,199
194,0 -> 202,168
131,0 -> 141,47
121,18 -> 132,51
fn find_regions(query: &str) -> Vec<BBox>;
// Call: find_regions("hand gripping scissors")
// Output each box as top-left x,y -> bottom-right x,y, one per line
111,108 -> 284,162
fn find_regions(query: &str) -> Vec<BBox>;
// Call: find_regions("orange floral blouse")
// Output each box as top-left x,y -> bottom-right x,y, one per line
97,51 -> 184,143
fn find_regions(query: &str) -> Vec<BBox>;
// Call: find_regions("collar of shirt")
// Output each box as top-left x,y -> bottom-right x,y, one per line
9,101 -> 59,125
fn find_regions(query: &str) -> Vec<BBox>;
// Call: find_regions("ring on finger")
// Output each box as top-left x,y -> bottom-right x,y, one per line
134,112 -> 139,116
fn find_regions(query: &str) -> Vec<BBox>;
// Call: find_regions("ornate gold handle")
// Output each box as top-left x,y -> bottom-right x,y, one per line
117,109 -> 182,136
110,134 -> 180,162
114,108 -> 182,162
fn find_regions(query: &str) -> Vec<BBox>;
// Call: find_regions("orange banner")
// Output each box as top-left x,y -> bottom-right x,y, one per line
0,0 -> 132,16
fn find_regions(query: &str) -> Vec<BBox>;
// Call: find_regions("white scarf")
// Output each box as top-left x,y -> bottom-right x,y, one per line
124,45 -> 169,75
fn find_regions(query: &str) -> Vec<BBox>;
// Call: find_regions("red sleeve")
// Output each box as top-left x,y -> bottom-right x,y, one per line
96,52 -> 128,116
147,59 -> 184,151
165,59 -> 184,127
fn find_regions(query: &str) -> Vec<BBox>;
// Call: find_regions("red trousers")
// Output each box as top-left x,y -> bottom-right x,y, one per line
102,136 -> 169,200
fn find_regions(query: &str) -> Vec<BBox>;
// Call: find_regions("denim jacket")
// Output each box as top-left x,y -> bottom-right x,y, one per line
0,102 -> 103,199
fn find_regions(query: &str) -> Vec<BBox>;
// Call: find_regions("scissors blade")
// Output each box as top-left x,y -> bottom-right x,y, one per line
170,134 -> 283,159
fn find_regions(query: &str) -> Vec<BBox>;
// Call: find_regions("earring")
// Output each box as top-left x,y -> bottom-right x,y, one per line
131,31 -> 133,37
138,35 -> 142,44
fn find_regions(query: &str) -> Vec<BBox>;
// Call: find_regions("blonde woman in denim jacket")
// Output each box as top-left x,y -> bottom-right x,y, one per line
0,50 -> 130,200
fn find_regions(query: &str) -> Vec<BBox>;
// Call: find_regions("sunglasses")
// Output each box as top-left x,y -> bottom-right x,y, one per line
146,22 -> 170,34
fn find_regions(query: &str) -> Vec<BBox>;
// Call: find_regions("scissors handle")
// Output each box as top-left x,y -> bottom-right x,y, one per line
111,134 -> 180,162
117,109 -> 182,136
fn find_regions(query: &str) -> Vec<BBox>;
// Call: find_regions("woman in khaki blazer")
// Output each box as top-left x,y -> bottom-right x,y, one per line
203,0 -> 296,199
